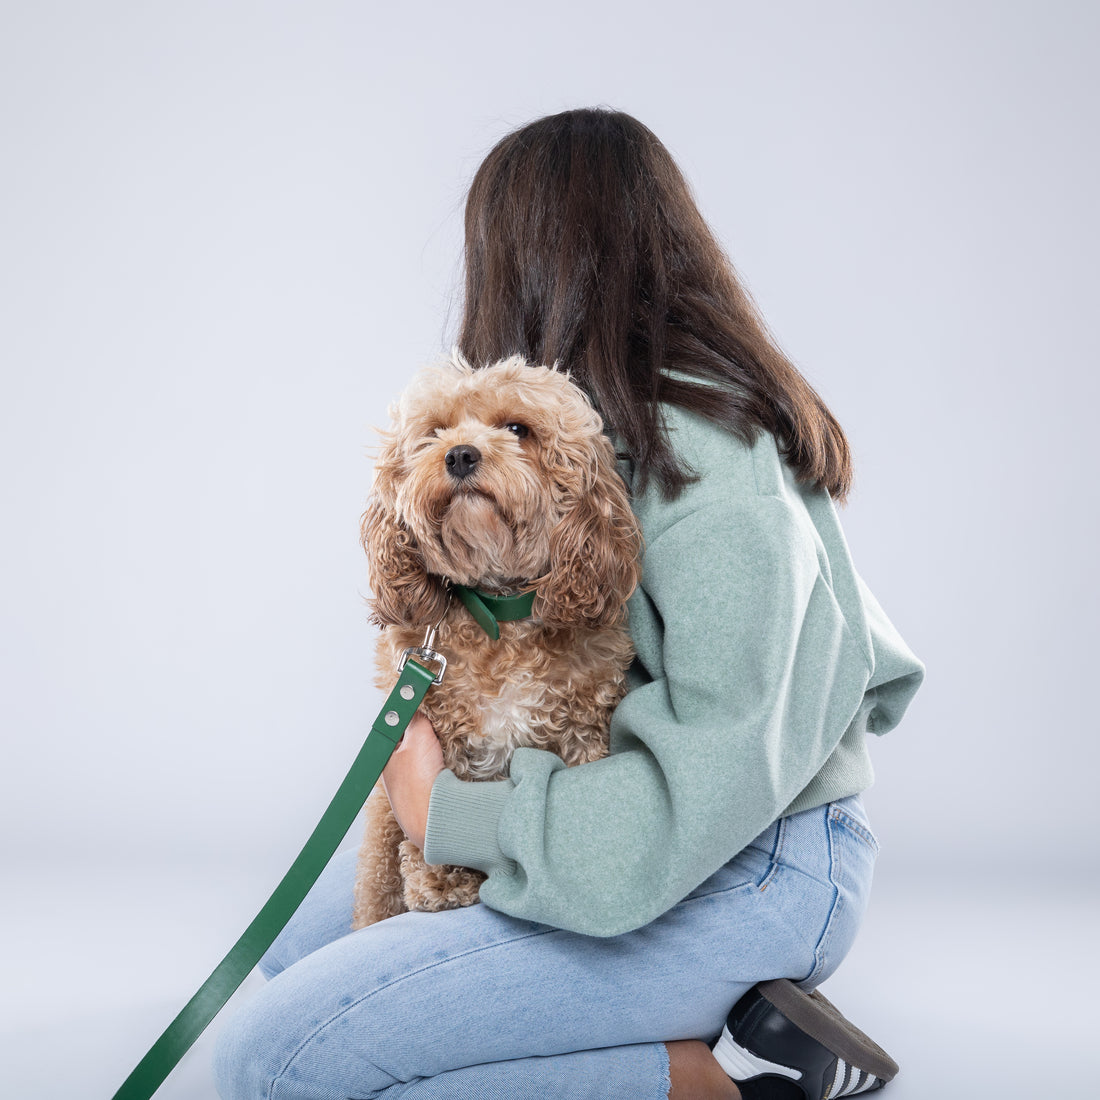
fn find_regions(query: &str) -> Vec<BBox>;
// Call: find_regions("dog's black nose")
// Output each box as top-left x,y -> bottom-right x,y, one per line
445,444 -> 482,480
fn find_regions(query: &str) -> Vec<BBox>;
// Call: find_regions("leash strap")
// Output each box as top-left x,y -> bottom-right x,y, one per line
112,657 -> 439,1100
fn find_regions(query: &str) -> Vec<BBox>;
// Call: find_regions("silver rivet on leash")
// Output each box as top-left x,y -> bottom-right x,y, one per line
400,685 -> 415,700
384,711 -> 399,726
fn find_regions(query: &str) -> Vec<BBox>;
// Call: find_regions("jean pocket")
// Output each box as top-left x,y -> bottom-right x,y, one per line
683,820 -> 781,902
827,799 -> 880,856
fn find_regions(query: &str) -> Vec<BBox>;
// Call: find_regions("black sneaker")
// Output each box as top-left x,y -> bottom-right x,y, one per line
712,979 -> 899,1099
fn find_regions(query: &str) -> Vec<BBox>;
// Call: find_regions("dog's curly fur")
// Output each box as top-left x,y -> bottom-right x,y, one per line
351,353 -> 642,929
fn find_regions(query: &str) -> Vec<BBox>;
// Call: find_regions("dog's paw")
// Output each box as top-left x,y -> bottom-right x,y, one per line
400,847 -> 487,913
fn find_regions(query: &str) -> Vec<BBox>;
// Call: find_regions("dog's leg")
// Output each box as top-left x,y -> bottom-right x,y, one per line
351,786 -> 410,929
399,842 -> 487,913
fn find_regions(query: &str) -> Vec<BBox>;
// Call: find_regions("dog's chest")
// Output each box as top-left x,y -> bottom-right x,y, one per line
379,622 -> 619,783
451,668 -> 547,780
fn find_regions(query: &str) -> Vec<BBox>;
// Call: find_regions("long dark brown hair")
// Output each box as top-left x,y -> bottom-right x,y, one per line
457,107 -> 853,503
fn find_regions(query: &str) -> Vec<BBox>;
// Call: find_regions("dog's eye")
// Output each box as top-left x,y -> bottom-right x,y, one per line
503,423 -> 529,440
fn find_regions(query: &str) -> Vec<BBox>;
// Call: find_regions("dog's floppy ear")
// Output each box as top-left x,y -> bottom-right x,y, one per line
535,440 -> 642,629
361,443 -> 449,629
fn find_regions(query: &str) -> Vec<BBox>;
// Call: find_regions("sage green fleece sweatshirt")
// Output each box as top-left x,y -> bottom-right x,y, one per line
423,403 -> 925,937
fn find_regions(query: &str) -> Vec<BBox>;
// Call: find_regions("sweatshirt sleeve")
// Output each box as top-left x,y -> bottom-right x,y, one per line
424,490 -> 876,937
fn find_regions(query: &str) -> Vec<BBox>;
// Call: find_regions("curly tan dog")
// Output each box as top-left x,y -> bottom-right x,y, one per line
351,354 -> 642,929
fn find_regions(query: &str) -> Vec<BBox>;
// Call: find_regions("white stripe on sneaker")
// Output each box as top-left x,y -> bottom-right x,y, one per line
715,1026 -> 882,1098
827,1058 -> 881,1098
712,1025 -> 802,1085
843,1067 -> 880,1096
828,1058 -> 848,1098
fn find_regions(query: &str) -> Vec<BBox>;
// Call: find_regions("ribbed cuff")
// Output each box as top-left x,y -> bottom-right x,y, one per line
423,769 -> 517,878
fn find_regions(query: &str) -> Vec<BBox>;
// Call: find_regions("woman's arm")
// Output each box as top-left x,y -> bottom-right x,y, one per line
423,492 -> 876,936
422,406 -> 924,936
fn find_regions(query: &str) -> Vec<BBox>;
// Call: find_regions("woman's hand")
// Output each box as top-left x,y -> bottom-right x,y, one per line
381,712 -> 445,851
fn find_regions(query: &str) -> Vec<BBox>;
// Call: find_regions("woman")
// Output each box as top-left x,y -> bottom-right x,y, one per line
214,108 -> 924,1099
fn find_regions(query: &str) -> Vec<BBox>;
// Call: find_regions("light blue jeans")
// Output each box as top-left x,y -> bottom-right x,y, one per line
212,794 -> 878,1099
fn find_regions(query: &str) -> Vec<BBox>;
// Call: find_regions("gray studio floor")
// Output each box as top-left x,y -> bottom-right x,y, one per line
3,857 -> 1095,1099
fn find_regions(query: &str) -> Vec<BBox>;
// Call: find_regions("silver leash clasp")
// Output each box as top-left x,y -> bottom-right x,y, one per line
398,597 -> 450,685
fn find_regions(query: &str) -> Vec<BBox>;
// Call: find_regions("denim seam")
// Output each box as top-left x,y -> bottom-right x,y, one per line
267,925 -> 555,1099
805,816 -> 844,987
757,815 -> 788,893
676,878 -> 759,907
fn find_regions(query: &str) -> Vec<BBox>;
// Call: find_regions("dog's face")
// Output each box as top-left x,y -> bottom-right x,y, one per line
388,357 -> 608,586
363,355 -> 641,629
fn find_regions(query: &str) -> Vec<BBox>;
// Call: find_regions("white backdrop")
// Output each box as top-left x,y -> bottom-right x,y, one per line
2,3 -> 1097,1098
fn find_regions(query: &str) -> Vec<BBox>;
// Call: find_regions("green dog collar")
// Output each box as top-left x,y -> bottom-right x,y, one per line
451,584 -> 537,640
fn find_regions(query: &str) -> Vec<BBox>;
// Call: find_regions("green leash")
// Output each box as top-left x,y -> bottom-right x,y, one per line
111,645 -> 444,1100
